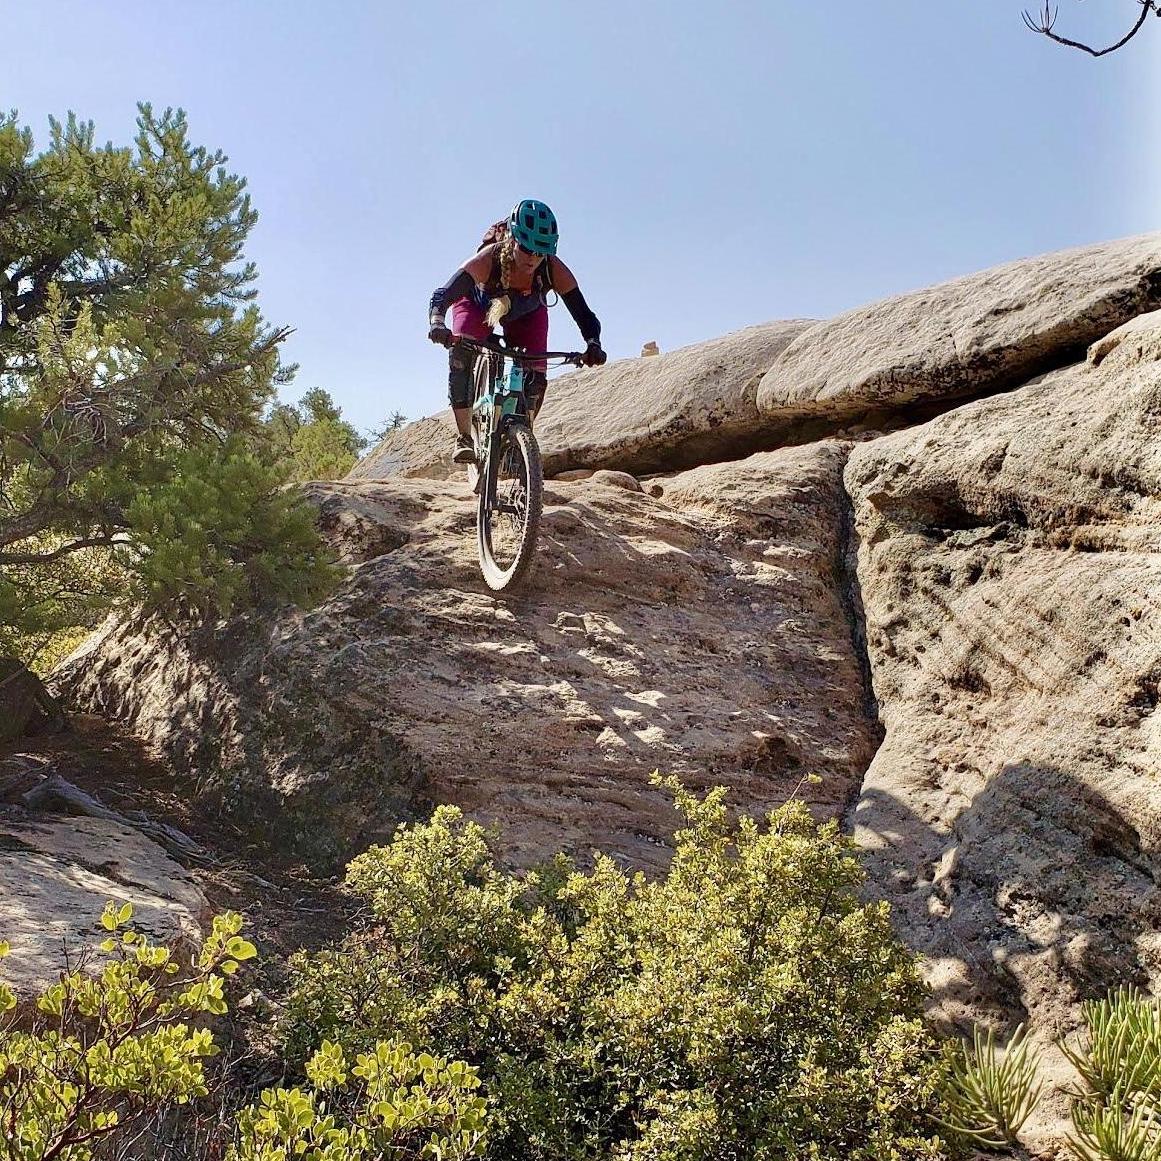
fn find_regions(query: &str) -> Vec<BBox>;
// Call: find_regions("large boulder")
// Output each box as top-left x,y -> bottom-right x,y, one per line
844,311 -> 1161,1086
349,320 -> 814,483
758,232 -> 1161,429
56,442 -> 878,873
346,414 -> 459,483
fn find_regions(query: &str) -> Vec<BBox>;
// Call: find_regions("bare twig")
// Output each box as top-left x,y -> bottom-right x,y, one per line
1023,0 -> 1158,56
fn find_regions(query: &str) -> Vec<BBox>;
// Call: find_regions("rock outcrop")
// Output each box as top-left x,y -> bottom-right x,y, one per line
843,310 -> 1161,1134
758,232 -> 1161,429
47,239 -> 1161,1145
0,811 -> 208,994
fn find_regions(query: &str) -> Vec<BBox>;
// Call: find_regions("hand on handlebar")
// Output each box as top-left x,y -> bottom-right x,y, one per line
583,340 -> 607,367
428,321 -> 453,347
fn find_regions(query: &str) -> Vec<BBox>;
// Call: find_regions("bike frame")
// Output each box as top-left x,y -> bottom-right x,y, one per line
458,337 -> 582,510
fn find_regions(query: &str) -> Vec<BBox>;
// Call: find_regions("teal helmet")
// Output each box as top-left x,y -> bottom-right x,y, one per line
509,198 -> 559,256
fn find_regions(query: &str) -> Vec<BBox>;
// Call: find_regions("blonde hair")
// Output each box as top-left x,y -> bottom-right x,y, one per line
498,232 -> 518,289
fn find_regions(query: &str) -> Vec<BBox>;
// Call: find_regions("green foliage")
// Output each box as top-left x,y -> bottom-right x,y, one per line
937,1022 -> 1043,1150
260,388 -> 367,482
0,904 -> 254,1160
231,1040 -> 487,1161
0,905 -> 488,1161
0,105 -> 338,661
1062,988 -> 1161,1161
125,434 -> 338,613
285,774 -> 949,1161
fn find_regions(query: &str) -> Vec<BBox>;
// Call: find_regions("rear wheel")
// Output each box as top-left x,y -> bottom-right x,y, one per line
477,422 -> 543,591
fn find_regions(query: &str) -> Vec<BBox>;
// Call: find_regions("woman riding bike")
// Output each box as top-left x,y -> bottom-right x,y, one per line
427,199 -> 607,464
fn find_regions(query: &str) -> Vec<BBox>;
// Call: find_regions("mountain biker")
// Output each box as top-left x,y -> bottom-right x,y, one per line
427,199 -> 607,464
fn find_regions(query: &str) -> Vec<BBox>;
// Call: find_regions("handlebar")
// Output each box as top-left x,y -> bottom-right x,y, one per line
447,334 -> 587,367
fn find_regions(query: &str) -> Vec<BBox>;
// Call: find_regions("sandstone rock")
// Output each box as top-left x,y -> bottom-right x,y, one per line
347,413 -> 459,482
845,311 -> 1161,1044
588,470 -> 640,492
758,232 -> 1161,429
640,341 -> 660,357
351,320 -> 814,483
57,445 -> 877,873
0,813 -> 208,994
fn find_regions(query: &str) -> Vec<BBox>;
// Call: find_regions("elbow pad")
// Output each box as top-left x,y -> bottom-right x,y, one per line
562,287 -> 601,345
429,268 -> 476,320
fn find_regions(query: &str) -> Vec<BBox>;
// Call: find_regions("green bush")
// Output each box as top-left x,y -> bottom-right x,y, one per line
284,774 -> 949,1161
0,904 -> 487,1161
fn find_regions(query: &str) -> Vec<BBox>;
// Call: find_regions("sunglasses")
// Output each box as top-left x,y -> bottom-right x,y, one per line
513,239 -> 541,257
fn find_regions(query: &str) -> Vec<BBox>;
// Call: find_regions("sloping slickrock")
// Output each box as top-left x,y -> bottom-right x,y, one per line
758,232 -> 1161,428
348,320 -> 814,483
57,441 -> 876,873
0,813 -> 208,993
844,312 -> 1161,1054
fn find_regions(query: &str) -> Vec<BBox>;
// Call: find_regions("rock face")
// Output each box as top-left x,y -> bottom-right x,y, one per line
844,310 -> 1161,1043
350,320 -> 814,483
0,812 -> 208,994
58,444 -> 877,873
535,320 -> 815,475
758,232 -> 1161,430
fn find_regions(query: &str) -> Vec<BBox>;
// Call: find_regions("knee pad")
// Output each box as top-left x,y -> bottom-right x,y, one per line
448,349 -> 473,408
525,370 -> 547,413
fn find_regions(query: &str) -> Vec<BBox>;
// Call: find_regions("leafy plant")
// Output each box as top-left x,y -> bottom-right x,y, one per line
937,1022 -> 1043,1149
285,773 -> 950,1161
0,902 -> 256,1160
0,904 -> 488,1161
231,1040 -> 487,1161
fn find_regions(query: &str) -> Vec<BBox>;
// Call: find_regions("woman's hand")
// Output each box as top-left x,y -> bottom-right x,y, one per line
583,340 -> 607,367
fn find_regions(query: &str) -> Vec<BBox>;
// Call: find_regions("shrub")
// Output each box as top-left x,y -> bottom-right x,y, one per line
0,904 -> 487,1161
284,774 -> 950,1161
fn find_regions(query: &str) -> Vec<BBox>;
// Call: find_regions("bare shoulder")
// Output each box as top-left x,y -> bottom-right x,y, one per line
549,255 -> 578,293
462,246 -> 495,282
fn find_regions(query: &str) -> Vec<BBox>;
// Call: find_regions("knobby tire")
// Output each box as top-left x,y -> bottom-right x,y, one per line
477,422 -> 543,591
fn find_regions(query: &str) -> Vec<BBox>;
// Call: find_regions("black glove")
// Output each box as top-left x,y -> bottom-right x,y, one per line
583,340 -> 607,367
428,320 -> 453,347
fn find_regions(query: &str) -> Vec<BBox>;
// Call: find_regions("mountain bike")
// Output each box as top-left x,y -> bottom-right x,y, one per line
453,335 -> 585,591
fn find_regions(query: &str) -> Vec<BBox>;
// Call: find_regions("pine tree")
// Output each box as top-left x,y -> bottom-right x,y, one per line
0,105 -> 338,661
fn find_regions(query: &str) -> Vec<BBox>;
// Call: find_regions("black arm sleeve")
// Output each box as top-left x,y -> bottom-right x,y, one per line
561,287 -> 601,345
429,268 -> 475,319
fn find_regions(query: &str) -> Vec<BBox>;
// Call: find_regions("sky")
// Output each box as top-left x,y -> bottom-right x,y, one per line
6,1 -> 1159,436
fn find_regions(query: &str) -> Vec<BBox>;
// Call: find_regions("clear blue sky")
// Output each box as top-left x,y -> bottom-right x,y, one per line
8,1 -> 1159,434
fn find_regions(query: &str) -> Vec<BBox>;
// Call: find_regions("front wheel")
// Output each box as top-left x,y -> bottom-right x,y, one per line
477,422 -> 543,591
